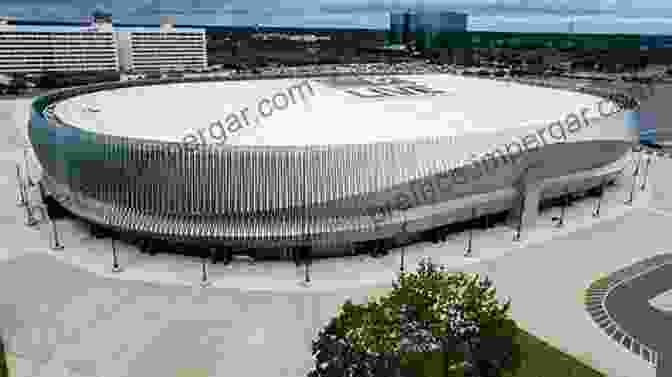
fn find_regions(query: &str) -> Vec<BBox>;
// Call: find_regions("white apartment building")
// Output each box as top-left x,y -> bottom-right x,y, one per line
116,22 -> 206,73
0,17 -> 119,74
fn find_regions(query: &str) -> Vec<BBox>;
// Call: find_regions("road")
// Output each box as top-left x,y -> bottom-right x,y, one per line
605,263 -> 672,377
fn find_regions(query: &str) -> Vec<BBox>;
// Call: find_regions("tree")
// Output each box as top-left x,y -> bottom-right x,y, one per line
0,332 -> 8,377
308,257 -> 521,377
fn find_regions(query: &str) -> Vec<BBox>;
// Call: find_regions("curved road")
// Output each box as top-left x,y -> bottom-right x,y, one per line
605,262 -> 672,376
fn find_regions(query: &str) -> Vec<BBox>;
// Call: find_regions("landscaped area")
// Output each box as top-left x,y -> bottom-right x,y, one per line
308,257 -> 605,377
508,328 -> 604,377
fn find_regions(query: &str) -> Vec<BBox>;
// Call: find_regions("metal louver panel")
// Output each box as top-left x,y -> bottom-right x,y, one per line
32,77 -> 626,255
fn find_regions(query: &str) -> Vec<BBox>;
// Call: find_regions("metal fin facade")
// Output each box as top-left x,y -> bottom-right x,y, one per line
29,77 -> 633,255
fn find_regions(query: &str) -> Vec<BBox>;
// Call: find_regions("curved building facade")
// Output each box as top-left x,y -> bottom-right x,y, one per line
28,74 -> 637,258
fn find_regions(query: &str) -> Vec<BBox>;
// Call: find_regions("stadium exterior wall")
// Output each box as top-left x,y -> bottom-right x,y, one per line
28,75 -> 635,257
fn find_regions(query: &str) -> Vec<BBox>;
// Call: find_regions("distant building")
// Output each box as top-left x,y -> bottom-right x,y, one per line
115,18 -> 206,73
388,11 -> 470,65
0,15 -> 118,74
388,11 -> 468,48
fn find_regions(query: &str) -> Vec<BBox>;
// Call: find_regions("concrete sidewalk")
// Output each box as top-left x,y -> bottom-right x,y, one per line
27,153 -> 650,293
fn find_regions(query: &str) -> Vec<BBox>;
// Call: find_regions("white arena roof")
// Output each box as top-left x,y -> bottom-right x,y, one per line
53,74 -> 607,147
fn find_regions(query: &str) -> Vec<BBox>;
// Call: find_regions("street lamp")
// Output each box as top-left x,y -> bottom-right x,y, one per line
464,207 -> 476,257
625,153 -> 641,205
593,179 -> 605,218
513,189 -> 525,242
51,219 -> 64,251
111,236 -> 122,273
640,156 -> 651,191
24,200 -> 38,227
16,164 -> 26,207
553,186 -> 569,227
513,167 -> 530,242
301,246 -> 311,285
200,254 -> 210,287
23,148 -> 33,187
399,220 -> 408,273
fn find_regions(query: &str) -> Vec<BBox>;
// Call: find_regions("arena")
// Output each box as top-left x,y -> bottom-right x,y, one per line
28,74 -> 635,259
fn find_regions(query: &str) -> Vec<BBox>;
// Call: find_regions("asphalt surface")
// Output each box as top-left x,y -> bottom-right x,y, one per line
604,263 -> 672,377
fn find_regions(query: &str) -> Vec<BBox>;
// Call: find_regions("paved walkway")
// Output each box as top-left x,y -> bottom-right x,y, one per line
31,165 -> 649,293
2,98 -> 671,377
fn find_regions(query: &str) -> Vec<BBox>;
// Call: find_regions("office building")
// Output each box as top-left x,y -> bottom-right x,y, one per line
388,11 -> 468,48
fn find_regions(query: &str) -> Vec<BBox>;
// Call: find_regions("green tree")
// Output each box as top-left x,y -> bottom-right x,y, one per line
0,333 -> 8,377
308,257 -> 522,377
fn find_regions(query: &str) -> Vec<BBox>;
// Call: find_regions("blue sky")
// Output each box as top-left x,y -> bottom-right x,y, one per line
3,0 -> 672,32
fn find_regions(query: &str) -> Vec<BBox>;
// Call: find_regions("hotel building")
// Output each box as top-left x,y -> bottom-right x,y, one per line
0,16 -> 118,74
115,21 -> 206,73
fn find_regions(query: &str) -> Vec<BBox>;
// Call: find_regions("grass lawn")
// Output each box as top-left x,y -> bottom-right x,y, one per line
507,328 -> 605,377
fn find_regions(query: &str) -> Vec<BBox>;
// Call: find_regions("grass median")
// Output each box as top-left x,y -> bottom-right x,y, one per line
507,328 -> 605,377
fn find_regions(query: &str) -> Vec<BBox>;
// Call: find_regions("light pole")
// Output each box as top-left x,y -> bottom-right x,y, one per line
23,148 -> 33,187
303,246 -> 311,285
200,253 -> 210,287
464,207 -> 476,257
513,189 -> 524,242
513,167 -> 529,242
593,179 -> 605,218
625,153 -> 641,205
400,220 -> 408,273
553,186 -> 569,228
51,219 -> 63,251
16,164 -> 26,207
111,235 -> 122,272
24,201 -> 38,227
640,156 -> 651,191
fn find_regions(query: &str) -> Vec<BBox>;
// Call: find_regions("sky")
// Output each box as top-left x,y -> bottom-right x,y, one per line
3,0 -> 672,33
